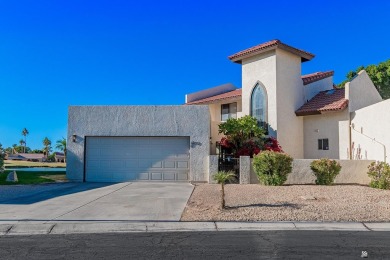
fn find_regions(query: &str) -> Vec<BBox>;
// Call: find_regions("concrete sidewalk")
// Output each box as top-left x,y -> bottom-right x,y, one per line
1,221 -> 389,235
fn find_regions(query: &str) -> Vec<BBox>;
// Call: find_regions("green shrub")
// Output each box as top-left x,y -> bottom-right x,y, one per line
367,161 -> 390,190
310,159 -> 341,185
252,151 -> 293,186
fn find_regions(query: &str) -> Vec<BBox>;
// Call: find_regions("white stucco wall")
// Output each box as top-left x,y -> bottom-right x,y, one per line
67,105 -> 210,182
346,70 -> 382,112
303,110 -> 350,159
208,99 -> 242,155
351,99 -> 390,162
240,49 -> 305,158
303,76 -> 333,102
275,49 -> 304,158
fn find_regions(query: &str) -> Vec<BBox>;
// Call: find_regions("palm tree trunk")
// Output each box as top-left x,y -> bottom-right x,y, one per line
221,183 -> 225,209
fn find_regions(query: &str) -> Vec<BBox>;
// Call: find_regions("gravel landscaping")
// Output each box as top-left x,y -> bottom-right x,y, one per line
181,184 -> 390,222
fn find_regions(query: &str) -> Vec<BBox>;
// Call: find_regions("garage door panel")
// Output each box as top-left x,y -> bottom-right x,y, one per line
125,160 -> 138,168
86,137 -> 190,182
151,161 -> 163,168
163,161 -> 176,168
177,172 -> 188,180
163,172 -> 176,180
177,161 -> 189,169
137,172 -> 149,180
151,172 -> 162,180
109,160 -> 126,169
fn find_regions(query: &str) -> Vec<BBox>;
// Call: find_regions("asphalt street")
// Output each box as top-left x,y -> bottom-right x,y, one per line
0,231 -> 389,259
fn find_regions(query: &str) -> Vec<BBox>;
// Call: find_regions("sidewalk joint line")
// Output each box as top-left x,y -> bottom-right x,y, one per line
48,224 -> 57,234
214,222 -> 218,231
292,222 -> 297,229
5,225 -> 14,235
361,222 -> 372,231
45,182 -> 133,223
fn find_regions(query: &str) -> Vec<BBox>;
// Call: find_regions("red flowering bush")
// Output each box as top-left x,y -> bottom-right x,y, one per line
218,116 -> 284,158
219,137 -> 233,148
264,137 -> 283,152
219,136 -> 283,158
235,140 -> 262,157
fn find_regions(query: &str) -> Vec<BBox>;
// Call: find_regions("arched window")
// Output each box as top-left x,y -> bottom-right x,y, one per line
250,83 -> 267,131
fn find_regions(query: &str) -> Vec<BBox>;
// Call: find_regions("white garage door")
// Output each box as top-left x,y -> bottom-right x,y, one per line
85,137 -> 190,182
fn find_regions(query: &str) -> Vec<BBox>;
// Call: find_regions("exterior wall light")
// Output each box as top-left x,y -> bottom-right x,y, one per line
72,134 -> 77,142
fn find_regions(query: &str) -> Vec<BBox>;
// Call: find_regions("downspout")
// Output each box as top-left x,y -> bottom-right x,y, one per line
349,112 -> 352,160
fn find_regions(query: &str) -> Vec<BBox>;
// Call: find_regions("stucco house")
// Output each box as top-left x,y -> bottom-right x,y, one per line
67,39 -> 390,183
7,153 -> 45,162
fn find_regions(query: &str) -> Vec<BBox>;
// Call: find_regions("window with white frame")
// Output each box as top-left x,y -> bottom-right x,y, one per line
221,102 -> 237,121
318,138 -> 329,150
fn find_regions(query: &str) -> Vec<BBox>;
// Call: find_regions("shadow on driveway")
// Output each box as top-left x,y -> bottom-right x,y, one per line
0,183 -> 116,205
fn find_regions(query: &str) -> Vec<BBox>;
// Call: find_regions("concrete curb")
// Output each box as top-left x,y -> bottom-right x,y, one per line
0,222 -> 389,235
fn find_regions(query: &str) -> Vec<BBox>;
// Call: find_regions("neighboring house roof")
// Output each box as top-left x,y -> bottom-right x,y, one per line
228,39 -> 315,64
185,89 -> 242,105
295,89 -> 348,116
54,152 -> 65,157
7,153 -> 45,160
302,71 -> 334,85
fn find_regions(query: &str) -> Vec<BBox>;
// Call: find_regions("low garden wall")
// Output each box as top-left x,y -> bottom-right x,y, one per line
249,159 -> 374,185
208,156 -> 374,185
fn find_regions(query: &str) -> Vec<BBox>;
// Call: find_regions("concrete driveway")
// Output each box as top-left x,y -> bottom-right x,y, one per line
0,182 -> 194,224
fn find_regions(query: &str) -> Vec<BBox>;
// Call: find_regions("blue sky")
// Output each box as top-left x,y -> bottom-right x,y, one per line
0,0 -> 389,150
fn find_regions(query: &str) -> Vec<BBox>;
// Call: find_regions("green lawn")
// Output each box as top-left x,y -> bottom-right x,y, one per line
0,170 -> 67,185
4,160 -> 66,168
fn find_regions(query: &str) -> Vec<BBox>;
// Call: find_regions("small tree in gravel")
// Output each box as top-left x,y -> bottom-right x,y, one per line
213,171 -> 236,209
367,161 -> 390,190
310,159 -> 341,185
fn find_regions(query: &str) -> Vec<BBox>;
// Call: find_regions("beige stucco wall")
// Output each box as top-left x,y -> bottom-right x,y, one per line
209,99 -> 242,155
303,76 -> 333,101
346,70 -> 382,112
250,159 -> 373,185
351,99 -> 390,162
275,49 -> 305,158
303,110 -> 349,159
240,49 -> 305,158
241,51 -> 277,134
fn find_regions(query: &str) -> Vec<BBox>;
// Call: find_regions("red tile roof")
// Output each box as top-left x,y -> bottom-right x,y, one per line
295,89 -> 348,116
185,89 -> 242,105
186,71 -> 336,106
302,71 -> 334,85
228,39 -> 315,63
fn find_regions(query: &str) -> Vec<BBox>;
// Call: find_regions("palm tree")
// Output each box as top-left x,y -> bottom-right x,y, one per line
12,144 -> 17,154
213,171 -> 236,209
21,128 -> 29,153
55,138 -> 67,163
19,139 -> 25,152
42,137 -> 52,159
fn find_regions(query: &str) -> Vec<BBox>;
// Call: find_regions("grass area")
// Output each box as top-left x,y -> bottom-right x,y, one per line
0,170 -> 67,185
4,160 -> 66,168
